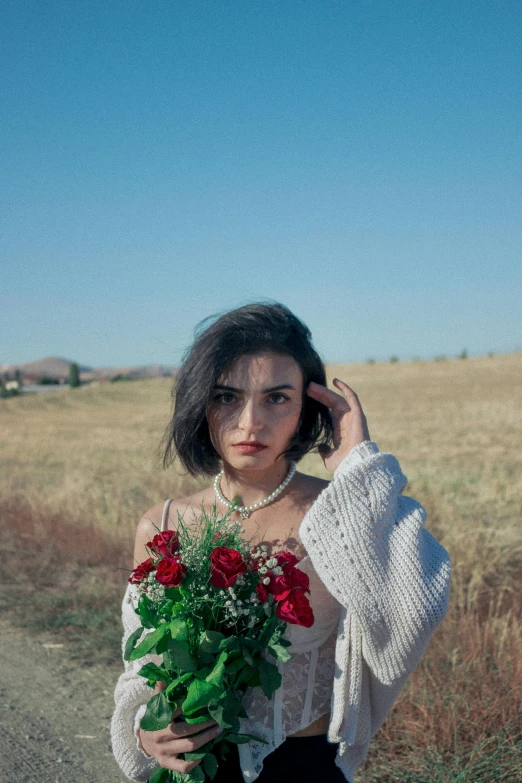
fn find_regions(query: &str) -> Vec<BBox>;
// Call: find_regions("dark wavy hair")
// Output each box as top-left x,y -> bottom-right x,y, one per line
163,302 -> 333,477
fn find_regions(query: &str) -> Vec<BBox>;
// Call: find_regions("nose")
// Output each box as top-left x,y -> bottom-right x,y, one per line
237,399 -> 264,434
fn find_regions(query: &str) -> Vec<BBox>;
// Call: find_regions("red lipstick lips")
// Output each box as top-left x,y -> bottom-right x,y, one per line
233,441 -> 267,454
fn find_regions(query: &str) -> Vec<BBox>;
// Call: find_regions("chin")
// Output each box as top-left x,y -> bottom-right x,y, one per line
224,450 -> 276,469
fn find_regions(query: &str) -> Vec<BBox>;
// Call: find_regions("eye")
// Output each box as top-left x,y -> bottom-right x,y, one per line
267,392 -> 290,404
213,392 -> 237,405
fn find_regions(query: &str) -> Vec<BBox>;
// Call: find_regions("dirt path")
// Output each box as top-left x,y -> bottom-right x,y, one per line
0,618 -> 127,783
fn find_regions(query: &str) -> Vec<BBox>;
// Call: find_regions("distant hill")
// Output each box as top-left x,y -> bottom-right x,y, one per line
0,357 -> 91,381
1,357 -> 176,383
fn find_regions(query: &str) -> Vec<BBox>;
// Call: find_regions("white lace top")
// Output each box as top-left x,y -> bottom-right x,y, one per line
238,554 -> 341,779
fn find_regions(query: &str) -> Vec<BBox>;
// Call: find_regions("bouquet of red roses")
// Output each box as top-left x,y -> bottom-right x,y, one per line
126,503 -> 314,783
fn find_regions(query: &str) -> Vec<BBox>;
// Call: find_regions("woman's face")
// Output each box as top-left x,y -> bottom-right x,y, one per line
207,352 -> 304,471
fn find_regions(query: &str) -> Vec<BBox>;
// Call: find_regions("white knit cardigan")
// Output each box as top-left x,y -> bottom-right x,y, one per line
111,441 -> 451,782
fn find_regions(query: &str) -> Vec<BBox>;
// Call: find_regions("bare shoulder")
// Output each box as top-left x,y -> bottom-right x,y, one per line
133,485 -> 215,566
290,471 -> 330,514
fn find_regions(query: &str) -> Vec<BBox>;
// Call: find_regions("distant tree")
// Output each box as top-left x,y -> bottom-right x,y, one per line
389,355 -> 399,363
69,362 -> 81,388
366,358 -> 376,365
459,348 -> 468,360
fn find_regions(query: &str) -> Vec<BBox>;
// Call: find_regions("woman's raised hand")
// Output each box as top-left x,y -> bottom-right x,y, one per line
139,682 -> 223,773
307,378 -> 370,474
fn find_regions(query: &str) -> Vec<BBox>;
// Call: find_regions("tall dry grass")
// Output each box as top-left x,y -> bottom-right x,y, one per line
1,353 -> 521,779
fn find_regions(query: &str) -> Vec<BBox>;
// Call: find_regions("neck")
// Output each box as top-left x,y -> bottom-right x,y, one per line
219,460 -> 292,508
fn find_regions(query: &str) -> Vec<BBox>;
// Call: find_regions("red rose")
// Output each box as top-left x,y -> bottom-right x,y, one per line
210,547 -> 247,589
155,557 -> 187,588
276,551 -> 299,574
256,582 -> 269,602
147,530 -> 180,557
276,590 -> 314,628
129,557 -> 155,585
269,568 -> 310,601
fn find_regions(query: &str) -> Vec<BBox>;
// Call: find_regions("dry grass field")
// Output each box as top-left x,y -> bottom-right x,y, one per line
1,353 -> 521,781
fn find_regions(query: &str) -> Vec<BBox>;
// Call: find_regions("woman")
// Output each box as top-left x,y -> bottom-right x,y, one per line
111,303 -> 450,783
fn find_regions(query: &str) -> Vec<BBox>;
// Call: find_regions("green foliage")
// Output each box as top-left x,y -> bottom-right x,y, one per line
164,639 -> 198,672
124,626 -> 144,660
202,752 -> 218,779
127,623 -> 171,661
138,593 -> 162,628
389,355 -> 399,363
140,691 -> 173,731
182,679 -> 222,714
149,767 -> 170,783
69,362 -> 81,388
258,658 -> 282,697
459,348 -> 468,360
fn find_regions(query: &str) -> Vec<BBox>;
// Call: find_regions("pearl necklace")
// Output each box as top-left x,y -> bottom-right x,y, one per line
213,462 -> 297,520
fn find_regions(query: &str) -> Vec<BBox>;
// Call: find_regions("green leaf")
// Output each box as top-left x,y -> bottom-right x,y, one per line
165,586 -> 182,601
182,679 -> 222,715
194,667 -> 213,680
165,671 -> 192,696
234,665 -> 260,689
170,618 -> 189,640
164,639 -> 198,673
218,636 -> 241,653
187,766 -> 205,782
138,662 -> 170,684
129,623 -> 171,661
123,626 -> 143,661
138,593 -> 161,628
148,767 -> 169,783
257,616 -> 279,648
268,643 -> 292,663
208,692 -> 241,731
205,651 -> 228,686
224,657 -> 245,676
183,750 -> 207,761
242,648 -> 254,666
140,691 -> 173,731
241,636 -> 263,653
202,752 -> 219,779
199,629 -> 225,655
258,659 -> 282,698
184,714 -> 213,724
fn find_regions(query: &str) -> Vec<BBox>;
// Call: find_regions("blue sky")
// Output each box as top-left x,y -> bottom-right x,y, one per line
1,0 -> 520,366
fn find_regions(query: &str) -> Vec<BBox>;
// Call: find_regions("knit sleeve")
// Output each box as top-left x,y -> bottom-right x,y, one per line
110,584 -> 160,783
298,441 -> 450,767
300,440 -> 450,681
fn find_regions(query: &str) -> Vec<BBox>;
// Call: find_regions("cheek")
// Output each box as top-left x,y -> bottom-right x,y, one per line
275,404 -> 302,435
206,406 -> 235,444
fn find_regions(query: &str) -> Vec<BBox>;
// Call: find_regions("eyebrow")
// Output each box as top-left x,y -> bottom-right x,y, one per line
214,383 -> 296,394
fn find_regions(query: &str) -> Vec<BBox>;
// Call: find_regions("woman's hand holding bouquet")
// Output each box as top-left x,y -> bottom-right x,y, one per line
126,504 -> 314,783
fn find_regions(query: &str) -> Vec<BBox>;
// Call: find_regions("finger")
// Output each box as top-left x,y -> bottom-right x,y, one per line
307,382 -> 351,414
332,378 -> 362,409
154,680 -> 168,694
167,716 -> 219,738
165,724 -> 223,752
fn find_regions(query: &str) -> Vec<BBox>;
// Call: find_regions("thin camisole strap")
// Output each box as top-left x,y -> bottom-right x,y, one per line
161,499 -> 173,532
